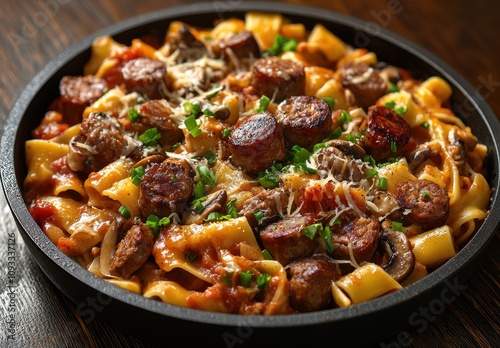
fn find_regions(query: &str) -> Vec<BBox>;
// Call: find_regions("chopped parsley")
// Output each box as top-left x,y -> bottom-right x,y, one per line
392,221 -> 406,233
128,107 -> 140,122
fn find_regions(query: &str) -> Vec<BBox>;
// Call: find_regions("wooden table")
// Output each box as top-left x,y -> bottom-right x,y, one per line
1,0 -> 499,347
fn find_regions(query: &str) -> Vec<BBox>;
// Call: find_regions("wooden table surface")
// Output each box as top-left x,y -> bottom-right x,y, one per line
1,0 -> 499,347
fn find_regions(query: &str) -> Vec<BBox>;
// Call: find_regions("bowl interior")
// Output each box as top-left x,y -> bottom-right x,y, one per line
2,1 -> 500,345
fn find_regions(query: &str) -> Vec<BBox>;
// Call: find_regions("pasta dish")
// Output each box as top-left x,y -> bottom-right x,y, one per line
23,12 -> 491,314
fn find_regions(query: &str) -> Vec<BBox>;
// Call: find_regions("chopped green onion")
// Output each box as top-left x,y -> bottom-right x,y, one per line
257,273 -> 271,290
255,95 -> 271,113
128,107 -> 141,122
253,210 -> 265,225
118,205 -> 131,218
392,221 -> 406,232
172,142 -> 181,150
226,198 -> 238,219
262,249 -> 273,260
330,127 -> 343,139
302,223 -> 322,240
146,214 -> 171,236
394,105 -> 408,115
421,191 -> 431,199
267,34 -> 298,56
364,155 -> 376,167
388,82 -> 400,93
139,128 -> 161,146
193,181 -> 206,199
338,110 -> 352,126
204,150 -> 217,165
378,177 -> 389,190
222,128 -> 231,138
322,97 -> 336,109
292,145 -> 312,163
197,166 -> 216,187
183,101 -> 201,117
319,226 -> 335,254
184,115 -> 202,137
343,134 -> 358,144
239,270 -> 253,287
390,141 -> 398,153
420,121 -> 430,129
203,109 -> 214,116
131,166 -> 145,186
192,196 -> 207,213
384,101 -> 396,109
365,168 -> 378,179
258,170 -> 280,189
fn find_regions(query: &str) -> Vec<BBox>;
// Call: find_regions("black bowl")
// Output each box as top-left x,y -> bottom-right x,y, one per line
2,2 -> 499,347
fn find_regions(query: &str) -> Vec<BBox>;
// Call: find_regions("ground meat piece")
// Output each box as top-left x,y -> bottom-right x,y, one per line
250,57 -> 305,102
130,99 -> 184,146
109,222 -> 154,279
139,159 -> 195,218
59,75 -> 107,125
67,112 -> 127,175
260,215 -> 318,265
287,255 -> 340,312
359,105 -> 411,162
396,179 -> 450,229
121,57 -> 167,100
228,112 -> 286,175
276,96 -> 332,151
238,188 -> 290,228
340,61 -> 387,109
330,216 -> 381,264
219,30 -> 261,61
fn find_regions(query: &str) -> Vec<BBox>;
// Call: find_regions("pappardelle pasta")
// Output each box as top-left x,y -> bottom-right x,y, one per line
24,12 -> 490,314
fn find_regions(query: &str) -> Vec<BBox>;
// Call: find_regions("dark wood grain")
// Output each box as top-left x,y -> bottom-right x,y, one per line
1,1 -> 499,347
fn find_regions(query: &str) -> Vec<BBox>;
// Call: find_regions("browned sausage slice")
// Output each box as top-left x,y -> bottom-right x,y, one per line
330,216 -> 381,264
287,255 -> 340,312
122,57 -> 167,100
276,95 -> 332,150
67,112 -> 127,175
228,111 -> 286,175
340,61 -> 387,109
259,215 -> 318,265
250,57 -> 305,101
109,222 -> 154,279
360,105 -> 411,162
139,159 -> 195,218
59,75 -> 107,125
238,188 -> 290,228
134,100 -> 183,146
396,179 -> 450,229
219,30 -> 261,61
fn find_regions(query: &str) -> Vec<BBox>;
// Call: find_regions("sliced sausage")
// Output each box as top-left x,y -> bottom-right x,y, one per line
276,96 -> 332,150
109,221 -> 154,279
340,61 -> 387,109
121,57 -> 167,100
238,188 -> 290,228
396,179 -> 450,229
228,112 -> 286,175
139,159 -> 195,218
131,99 -> 184,146
250,57 -> 305,102
67,112 -> 127,175
330,216 -> 381,264
359,105 -> 411,162
59,75 -> 107,125
287,255 -> 340,312
260,215 -> 318,265
219,30 -> 261,61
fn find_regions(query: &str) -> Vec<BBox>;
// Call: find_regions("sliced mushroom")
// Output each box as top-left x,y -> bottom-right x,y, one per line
182,189 -> 227,225
378,228 -> 415,282
133,154 -> 166,169
447,128 -> 469,175
326,139 -> 366,160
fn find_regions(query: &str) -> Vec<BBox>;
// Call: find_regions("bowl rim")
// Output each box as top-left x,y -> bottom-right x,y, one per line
1,0 -> 500,330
